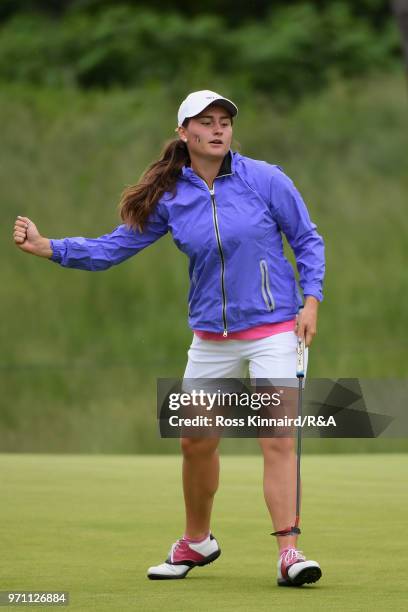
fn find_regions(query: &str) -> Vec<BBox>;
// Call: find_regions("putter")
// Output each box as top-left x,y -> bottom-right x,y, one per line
271,337 -> 304,537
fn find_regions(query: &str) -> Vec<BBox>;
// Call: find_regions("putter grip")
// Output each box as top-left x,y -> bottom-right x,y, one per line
296,338 -> 305,378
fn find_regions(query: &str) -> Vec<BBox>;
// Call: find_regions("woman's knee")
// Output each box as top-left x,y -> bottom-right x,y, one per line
180,437 -> 219,459
259,436 -> 295,458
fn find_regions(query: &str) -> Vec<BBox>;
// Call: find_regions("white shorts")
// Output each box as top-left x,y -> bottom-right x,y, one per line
183,331 -> 308,389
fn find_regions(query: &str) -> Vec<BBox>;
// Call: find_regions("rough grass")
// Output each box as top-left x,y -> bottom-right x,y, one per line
1,72 -> 407,452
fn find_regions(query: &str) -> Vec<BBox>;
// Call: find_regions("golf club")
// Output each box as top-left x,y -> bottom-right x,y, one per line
271,337 -> 304,537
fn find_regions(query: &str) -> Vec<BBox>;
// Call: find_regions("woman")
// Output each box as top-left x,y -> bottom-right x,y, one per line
13,90 -> 325,587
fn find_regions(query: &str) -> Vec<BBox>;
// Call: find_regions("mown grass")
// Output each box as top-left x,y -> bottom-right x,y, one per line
1,453 -> 407,611
1,72 -> 407,452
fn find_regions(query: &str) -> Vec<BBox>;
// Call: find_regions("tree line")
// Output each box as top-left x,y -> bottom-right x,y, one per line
0,1 -> 402,100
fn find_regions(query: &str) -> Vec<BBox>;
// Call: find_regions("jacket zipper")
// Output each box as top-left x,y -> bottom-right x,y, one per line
260,259 -> 275,311
209,185 -> 228,336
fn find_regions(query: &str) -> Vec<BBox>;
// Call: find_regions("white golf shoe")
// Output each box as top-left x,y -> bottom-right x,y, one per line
147,533 -> 221,580
277,547 -> 322,586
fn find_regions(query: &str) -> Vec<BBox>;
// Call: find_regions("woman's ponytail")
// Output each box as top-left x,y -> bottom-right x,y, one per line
119,138 -> 190,231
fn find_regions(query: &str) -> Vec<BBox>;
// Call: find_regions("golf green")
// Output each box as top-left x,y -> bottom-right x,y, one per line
1,453 -> 406,611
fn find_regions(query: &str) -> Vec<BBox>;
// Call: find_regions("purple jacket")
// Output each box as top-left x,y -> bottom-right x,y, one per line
50,151 -> 325,336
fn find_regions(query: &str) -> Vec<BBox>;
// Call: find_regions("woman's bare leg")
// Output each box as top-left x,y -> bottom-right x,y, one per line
181,437 -> 221,539
258,435 -> 300,551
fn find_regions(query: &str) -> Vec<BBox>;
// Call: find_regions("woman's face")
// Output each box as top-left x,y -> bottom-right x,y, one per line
178,104 -> 233,161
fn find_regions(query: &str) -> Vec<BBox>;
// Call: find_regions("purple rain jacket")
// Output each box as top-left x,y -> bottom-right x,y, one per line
50,151 -> 325,336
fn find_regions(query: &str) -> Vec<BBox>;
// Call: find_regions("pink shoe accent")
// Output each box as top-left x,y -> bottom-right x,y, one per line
279,548 -> 306,580
170,539 -> 207,564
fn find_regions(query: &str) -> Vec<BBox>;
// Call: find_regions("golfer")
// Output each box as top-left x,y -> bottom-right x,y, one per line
13,90 -> 325,587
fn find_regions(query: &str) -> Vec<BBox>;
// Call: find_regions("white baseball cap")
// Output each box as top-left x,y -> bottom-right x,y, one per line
177,90 -> 238,127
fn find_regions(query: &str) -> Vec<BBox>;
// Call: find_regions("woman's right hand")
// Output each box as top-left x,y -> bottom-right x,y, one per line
13,216 -> 52,258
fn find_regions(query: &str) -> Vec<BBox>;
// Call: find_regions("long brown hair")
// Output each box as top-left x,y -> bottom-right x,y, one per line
119,137 -> 190,231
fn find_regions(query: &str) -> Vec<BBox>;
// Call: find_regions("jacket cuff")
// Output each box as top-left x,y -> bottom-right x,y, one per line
49,239 -> 65,263
303,288 -> 323,302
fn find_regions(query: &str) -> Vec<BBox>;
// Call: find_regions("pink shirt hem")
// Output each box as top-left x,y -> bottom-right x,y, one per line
194,319 -> 296,341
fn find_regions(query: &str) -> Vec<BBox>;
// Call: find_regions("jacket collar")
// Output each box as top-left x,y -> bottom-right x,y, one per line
181,150 -> 235,182
216,150 -> 233,176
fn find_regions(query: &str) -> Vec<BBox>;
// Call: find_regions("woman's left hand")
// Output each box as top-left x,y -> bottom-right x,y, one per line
295,296 -> 319,347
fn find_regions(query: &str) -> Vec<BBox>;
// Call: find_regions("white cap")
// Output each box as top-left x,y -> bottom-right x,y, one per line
177,90 -> 238,127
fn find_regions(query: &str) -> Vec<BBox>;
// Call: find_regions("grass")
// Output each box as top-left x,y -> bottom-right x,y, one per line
1,453 -> 407,611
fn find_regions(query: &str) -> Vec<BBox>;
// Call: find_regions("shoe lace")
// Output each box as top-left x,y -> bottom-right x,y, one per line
170,538 -> 185,559
282,548 -> 306,565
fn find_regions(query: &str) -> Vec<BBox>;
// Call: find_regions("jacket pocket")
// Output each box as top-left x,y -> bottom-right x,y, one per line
260,259 -> 275,311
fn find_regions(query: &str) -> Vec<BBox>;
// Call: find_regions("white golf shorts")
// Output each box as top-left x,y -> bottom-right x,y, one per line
183,331 -> 308,389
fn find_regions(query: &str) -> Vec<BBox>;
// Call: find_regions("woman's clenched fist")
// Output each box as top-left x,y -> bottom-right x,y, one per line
13,216 -> 52,258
